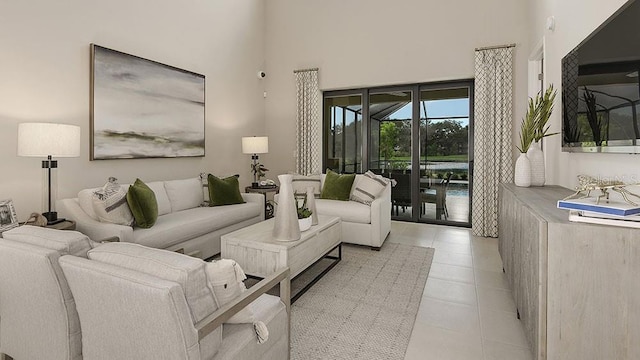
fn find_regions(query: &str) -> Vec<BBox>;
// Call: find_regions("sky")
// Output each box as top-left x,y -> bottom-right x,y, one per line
393,98 -> 470,126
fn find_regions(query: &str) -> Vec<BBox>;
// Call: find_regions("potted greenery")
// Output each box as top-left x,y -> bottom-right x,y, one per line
297,198 -> 313,232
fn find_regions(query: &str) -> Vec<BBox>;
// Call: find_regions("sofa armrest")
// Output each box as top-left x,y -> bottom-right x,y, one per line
242,192 -> 266,220
57,198 -> 133,243
196,267 -> 291,340
370,183 -> 392,246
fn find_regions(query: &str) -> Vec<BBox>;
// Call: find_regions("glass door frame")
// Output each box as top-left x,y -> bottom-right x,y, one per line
322,79 -> 474,227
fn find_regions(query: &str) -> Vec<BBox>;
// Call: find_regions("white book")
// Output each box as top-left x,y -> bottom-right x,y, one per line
568,210 -> 640,229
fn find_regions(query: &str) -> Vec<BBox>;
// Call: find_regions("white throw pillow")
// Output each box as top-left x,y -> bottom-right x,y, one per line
350,171 -> 390,206
205,259 -> 269,343
92,177 -> 134,226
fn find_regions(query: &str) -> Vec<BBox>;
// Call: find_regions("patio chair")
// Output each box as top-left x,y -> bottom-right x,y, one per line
390,172 -> 412,216
421,172 -> 453,220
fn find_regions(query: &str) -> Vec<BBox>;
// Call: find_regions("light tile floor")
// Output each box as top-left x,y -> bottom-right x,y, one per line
388,221 -> 533,360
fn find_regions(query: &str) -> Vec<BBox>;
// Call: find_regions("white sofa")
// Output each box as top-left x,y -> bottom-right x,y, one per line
278,173 -> 392,249
57,177 -> 264,259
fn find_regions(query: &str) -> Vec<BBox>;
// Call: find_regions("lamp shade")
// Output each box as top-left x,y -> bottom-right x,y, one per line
18,123 -> 81,157
242,136 -> 269,154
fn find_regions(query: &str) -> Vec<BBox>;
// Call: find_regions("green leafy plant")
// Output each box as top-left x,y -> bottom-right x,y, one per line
533,84 -> 558,142
516,98 -> 537,153
516,84 -> 558,153
296,197 -> 312,219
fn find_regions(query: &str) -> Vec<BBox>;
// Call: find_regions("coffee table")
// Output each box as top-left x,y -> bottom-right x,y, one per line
221,215 -> 341,302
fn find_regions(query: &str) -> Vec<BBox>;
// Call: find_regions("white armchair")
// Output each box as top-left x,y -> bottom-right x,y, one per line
60,256 -> 290,360
0,226 -> 95,360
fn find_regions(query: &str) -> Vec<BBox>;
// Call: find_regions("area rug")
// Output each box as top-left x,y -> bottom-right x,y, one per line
290,243 -> 435,360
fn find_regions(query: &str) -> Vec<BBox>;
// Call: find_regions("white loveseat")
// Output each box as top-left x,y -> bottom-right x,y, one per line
278,173 -> 392,249
57,177 -> 264,259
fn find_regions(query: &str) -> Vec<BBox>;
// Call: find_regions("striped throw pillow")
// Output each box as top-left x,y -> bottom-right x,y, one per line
92,177 -> 134,226
292,174 -> 322,197
200,172 -> 210,206
350,171 -> 390,206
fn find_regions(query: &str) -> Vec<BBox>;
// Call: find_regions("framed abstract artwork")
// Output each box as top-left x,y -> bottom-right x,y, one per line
90,44 -> 205,160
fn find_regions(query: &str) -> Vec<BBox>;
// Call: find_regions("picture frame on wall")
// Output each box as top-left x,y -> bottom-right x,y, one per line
0,199 -> 19,233
90,44 -> 205,160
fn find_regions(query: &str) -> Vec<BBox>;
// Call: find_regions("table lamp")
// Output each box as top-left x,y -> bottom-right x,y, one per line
18,123 -> 81,225
242,136 -> 269,188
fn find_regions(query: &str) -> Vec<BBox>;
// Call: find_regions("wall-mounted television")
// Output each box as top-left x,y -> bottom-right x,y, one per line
562,0 -> 640,153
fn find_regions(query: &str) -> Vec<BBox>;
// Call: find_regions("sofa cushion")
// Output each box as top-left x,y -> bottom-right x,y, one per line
87,242 -> 218,324
132,202 -> 261,250
78,188 -> 100,220
145,181 -> 172,216
164,177 -> 203,212
127,179 -> 159,229
350,171 -> 390,206
320,170 -> 356,201
292,174 -> 322,197
207,174 -> 245,206
2,225 -> 97,257
316,199 -> 371,224
92,177 -> 134,226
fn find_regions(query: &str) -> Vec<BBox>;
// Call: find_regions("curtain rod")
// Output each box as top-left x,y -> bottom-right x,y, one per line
293,67 -> 319,73
475,43 -> 516,51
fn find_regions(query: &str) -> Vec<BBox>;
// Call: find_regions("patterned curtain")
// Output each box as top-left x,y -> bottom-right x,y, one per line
295,69 -> 321,175
472,46 -> 514,237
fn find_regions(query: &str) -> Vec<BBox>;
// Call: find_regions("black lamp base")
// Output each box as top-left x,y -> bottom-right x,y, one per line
43,212 -> 66,225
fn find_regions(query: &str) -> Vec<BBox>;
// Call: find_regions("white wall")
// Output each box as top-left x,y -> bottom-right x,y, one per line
0,0 -> 266,220
264,0 -> 530,178
527,0 -> 636,187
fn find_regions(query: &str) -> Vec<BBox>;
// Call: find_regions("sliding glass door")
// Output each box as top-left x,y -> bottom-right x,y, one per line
323,81 -> 473,226
418,87 -> 472,224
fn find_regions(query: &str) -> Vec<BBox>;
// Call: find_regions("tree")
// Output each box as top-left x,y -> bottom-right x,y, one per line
379,121 -> 399,170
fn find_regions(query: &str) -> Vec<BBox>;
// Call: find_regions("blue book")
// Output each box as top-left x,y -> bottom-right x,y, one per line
557,198 -> 640,216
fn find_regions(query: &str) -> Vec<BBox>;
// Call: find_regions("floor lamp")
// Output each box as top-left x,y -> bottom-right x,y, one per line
18,123 -> 81,225
242,136 -> 269,188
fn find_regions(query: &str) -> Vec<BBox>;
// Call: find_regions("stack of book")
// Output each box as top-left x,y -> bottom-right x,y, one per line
557,196 -> 640,228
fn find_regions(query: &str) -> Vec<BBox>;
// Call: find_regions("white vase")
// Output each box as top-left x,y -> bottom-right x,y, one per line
305,186 -> 318,226
514,153 -> 531,187
298,216 -> 312,232
273,174 -> 301,241
527,142 -> 545,186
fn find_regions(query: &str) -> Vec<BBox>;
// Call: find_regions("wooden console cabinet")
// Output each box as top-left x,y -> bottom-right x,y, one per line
499,184 -> 640,360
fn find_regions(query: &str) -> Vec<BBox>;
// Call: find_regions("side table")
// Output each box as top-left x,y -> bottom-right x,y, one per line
46,219 -> 76,231
245,186 -> 279,219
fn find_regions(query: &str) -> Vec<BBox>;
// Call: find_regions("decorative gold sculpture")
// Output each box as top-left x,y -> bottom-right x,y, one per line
563,175 -> 640,205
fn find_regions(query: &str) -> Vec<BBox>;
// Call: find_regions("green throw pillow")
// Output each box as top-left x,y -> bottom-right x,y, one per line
126,179 -> 158,228
320,170 -> 356,201
207,174 -> 245,206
